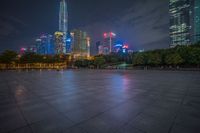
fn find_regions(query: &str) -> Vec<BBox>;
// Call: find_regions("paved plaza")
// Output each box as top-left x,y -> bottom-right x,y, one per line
0,70 -> 200,133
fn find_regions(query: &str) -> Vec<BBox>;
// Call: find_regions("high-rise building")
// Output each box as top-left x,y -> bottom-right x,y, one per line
194,0 -> 200,42
98,45 -> 104,55
54,0 -> 69,54
95,41 -> 102,54
169,0 -> 200,47
169,0 -> 192,47
103,32 -> 116,54
86,37 -> 91,58
47,35 -> 54,55
113,41 -> 123,53
122,44 -> 129,53
59,0 -> 68,33
70,29 -> 90,58
113,41 -> 129,54
66,34 -> 72,54
54,32 -> 66,54
35,34 -> 54,55
36,38 -> 43,54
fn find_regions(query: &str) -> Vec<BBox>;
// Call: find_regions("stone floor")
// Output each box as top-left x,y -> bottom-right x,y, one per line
0,70 -> 200,133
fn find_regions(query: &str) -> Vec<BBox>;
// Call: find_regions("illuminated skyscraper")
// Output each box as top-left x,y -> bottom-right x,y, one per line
55,0 -> 69,54
35,34 -> 54,55
54,32 -> 66,54
59,0 -> 68,33
103,32 -> 116,54
169,0 -> 200,47
71,30 -> 90,58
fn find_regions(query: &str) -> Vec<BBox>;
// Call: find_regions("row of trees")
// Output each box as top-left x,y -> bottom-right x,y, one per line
0,51 -> 69,64
74,53 -> 133,68
0,50 -> 18,64
133,44 -> 200,67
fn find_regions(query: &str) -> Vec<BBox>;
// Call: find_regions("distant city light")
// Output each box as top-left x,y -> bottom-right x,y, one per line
110,32 -> 116,37
139,49 -> 144,52
36,39 -> 42,42
123,49 -> 126,53
104,33 -> 107,38
103,32 -> 116,38
114,44 -> 123,47
40,34 -> 47,38
20,48 -> 27,51
66,38 -> 71,42
123,45 -> 129,49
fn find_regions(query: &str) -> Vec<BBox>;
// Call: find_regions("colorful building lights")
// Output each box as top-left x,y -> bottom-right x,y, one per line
123,45 -> 129,49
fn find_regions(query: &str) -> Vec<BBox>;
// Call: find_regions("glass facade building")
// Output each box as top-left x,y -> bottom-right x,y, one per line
70,30 -> 90,58
36,34 -> 54,55
194,0 -> 200,42
170,0 -> 200,47
103,32 -> 116,54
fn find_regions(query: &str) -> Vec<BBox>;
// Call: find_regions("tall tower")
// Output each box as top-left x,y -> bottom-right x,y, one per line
55,0 -> 68,54
59,0 -> 68,33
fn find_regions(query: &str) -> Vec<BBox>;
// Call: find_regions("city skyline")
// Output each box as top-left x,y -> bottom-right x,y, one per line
0,0 -> 169,53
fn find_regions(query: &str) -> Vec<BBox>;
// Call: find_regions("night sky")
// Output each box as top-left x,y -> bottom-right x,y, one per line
0,0 -> 169,53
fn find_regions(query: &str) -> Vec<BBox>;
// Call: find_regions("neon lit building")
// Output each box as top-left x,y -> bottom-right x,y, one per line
170,0 -> 200,47
54,0 -> 69,54
66,34 -> 72,54
35,34 -> 54,55
122,44 -> 129,53
20,48 -> 27,55
70,29 -> 91,58
103,32 -> 116,54
20,46 -> 37,55
36,38 -> 42,54
54,32 -> 66,54
113,41 -> 129,54
113,41 -> 123,53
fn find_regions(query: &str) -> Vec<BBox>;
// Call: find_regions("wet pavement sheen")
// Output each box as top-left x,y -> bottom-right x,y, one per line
0,70 -> 200,133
